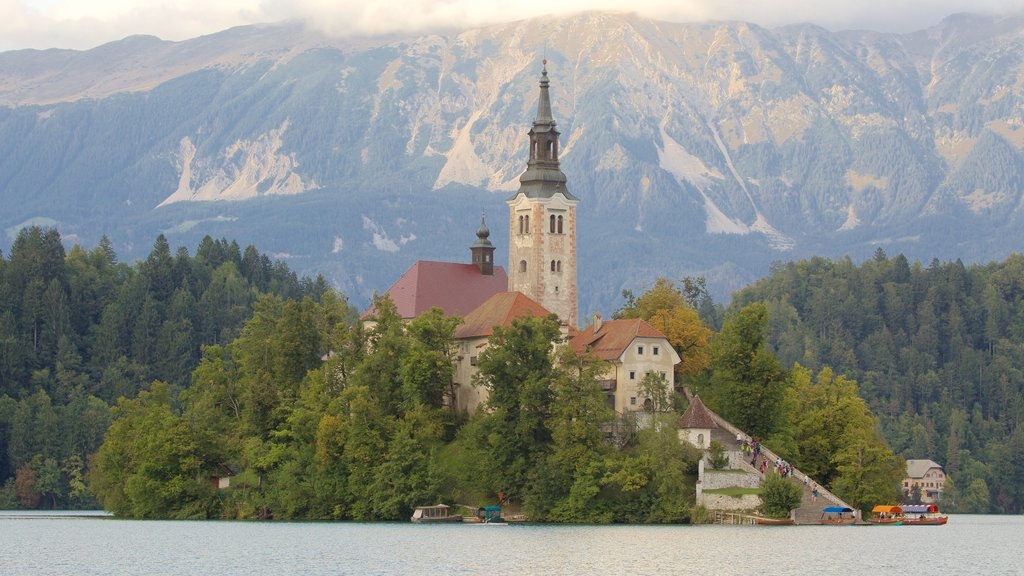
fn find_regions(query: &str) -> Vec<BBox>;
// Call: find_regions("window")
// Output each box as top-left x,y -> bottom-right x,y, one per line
525,215 -> 529,232
556,260 -> 562,272
470,356 -> 477,366
519,260 -> 527,273
550,260 -> 556,272
653,346 -> 659,356
630,397 -> 636,406
637,345 -> 644,355
629,371 -> 635,380
550,214 -> 556,233
557,215 -> 563,234
518,215 -> 524,234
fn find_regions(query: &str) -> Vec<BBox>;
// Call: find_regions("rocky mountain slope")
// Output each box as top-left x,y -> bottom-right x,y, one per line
1,11 -> 1023,313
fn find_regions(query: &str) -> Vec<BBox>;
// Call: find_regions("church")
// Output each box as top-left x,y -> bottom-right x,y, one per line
369,62 -> 677,413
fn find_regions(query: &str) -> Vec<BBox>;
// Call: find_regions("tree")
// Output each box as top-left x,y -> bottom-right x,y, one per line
638,371 -> 670,413
399,308 -> 460,410
474,314 -> 562,502
616,278 -> 713,379
760,472 -> 802,519
707,303 -> 787,438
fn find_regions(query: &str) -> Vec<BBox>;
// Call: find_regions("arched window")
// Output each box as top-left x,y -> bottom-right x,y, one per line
550,260 -> 556,272
556,260 -> 562,272
549,215 -> 556,233
697,433 -> 705,448
547,140 -> 554,159
524,215 -> 529,232
557,215 -> 563,234
519,260 -> 527,273
518,215 -> 524,234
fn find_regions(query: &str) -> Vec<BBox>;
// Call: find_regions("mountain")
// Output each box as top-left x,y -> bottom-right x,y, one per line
2,12 -> 1024,313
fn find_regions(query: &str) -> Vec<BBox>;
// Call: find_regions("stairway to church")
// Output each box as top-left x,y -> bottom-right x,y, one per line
686,391 -> 858,525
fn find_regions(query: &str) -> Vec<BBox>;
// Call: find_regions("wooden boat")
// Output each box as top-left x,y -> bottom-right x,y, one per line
754,516 -> 795,525
820,506 -> 857,525
868,505 -> 903,525
411,504 -> 464,523
901,504 -> 948,526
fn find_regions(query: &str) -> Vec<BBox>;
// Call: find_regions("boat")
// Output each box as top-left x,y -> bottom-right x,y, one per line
901,504 -> 948,526
754,516 -> 795,525
868,505 -> 903,525
410,504 -> 464,523
470,505 -> 506,524
820,506 -> 857,525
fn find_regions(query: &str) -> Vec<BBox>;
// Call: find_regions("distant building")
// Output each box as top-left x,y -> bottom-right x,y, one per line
904,459 -> 946,503
452,291 -> 556,412
677,395 -> 718,449
571,315 -> 680,415
507,61 -> 579,328
363,215 -> 507,322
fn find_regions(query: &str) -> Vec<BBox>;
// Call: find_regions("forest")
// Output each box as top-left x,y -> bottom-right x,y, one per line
2,227 -> 1014,519
729,250 -> 1024,513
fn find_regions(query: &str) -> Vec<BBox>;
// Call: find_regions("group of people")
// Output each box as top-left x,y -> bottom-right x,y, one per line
736,433 -> 761,459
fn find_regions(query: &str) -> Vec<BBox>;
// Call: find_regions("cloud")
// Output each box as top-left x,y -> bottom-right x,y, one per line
2,0 -> 1023,51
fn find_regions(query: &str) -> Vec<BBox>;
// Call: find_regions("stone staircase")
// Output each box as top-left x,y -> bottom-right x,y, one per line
691,394 -> 859,525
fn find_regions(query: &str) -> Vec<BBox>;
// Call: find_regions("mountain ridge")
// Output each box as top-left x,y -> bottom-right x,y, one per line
2,11 -> 1023,311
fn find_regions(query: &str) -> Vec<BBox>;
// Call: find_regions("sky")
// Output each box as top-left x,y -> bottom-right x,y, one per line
1,0 -> 1023,51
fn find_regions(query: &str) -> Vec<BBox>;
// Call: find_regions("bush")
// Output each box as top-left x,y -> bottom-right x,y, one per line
708,441 -> 729,469
759,472 -> 802,519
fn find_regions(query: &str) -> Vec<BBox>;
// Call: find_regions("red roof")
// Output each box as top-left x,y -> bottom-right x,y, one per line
455,292 -> 552,339
678,395 -> 719,429
570,318 -> 667,361
366,261 -> 508,319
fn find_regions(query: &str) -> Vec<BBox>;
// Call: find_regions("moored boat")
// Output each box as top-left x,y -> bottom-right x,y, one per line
901,504 -> 948,525
754,516 -> 795,525
820,506 -> 857,525
411,504 -> 464,523
868,505 -> 903,525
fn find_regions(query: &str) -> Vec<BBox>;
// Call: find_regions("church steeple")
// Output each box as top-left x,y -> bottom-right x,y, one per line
507,61 -> 580,327
517,61 -> 577,201
470,210 -> 495,276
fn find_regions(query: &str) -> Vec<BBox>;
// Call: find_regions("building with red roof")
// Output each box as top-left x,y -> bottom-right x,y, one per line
571,315 -> 680,414
452,291 -> 556,412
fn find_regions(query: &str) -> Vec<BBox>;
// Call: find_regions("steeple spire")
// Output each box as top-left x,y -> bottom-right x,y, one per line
514,60 -> 577,201
535,60 -> 554,125
470,209 -> 495,276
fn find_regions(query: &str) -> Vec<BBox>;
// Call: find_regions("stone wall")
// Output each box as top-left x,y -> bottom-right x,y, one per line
701,470 -> 762,490
698,493 -> 762,511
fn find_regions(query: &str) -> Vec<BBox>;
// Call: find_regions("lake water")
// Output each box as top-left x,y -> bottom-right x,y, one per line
0,512 -> 1020,575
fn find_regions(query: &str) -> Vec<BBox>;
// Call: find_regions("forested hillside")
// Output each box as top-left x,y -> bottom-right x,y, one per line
0,227 -> 325,508
730,250 -> 1024,513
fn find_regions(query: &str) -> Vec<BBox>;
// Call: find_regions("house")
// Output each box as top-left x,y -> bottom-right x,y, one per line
570,314 -> 681,414
452,291 -> 556,412
904,459 -> 946,503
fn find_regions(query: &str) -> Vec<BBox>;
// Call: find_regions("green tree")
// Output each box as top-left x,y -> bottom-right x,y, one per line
707,303 -> 787,438
759,472 -> 802,519
474,314 -> 562,504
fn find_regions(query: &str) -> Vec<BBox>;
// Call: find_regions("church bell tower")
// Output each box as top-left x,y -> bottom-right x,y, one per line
507,61 -> 579,327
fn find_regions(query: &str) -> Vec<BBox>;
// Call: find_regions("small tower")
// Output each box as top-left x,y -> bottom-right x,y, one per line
507,60 -> 579,327
470,211 -> 495,276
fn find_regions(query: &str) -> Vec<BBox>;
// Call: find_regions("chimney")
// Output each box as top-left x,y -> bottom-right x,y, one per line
593,313 -> 602,334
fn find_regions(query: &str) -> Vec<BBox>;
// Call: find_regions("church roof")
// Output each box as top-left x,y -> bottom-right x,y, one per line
455,292 -> 552,339
368,260 -> 508,320
906,459 -> 944,479
678,395 -> 719,430
570,318 -> 668,361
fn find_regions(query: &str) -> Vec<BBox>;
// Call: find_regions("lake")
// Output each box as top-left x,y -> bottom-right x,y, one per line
0,512 -> 1019,575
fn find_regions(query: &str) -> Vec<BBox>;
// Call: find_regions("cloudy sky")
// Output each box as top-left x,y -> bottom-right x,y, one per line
2,0 -> 1022,51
